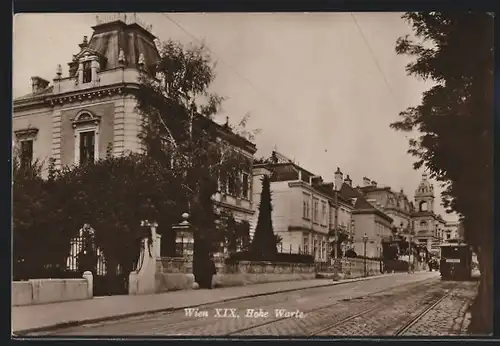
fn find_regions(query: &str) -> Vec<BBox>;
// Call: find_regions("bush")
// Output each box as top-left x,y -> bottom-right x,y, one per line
345,249 -> 357,258
384,259 -> 409,272
226,251 -> 315,264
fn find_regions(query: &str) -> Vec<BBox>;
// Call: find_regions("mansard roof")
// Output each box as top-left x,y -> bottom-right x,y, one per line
68,20 -> 161,77
15,85 -> 54,102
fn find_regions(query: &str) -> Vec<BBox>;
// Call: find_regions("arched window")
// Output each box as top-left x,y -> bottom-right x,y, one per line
72,111 -> 101,165
419,201 -> 428,212
82,61 -> 92,83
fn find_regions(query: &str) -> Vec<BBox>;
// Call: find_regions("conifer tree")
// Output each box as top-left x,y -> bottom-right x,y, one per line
250,175 -> 277,259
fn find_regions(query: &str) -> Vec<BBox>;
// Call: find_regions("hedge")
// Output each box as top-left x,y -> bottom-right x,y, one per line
383,259 -> 409,272
225,251 -> 315,264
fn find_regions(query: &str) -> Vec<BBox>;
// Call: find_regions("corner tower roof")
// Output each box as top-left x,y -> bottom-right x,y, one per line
68,14 -> 161,77
415,172 -> 434,198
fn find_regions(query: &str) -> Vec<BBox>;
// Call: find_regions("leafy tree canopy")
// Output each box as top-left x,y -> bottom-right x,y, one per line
391,12 -> 493,249
13,153 -> 187,279
135,39 -> 258,257
391,12 -> 493,333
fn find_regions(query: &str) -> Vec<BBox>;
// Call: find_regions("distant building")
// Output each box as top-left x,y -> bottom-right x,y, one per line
359,179 -> 415,238
252,152 -> 354,262
444,221 -> 460,240
338,174 -> 393,259
411,173 -> 447,255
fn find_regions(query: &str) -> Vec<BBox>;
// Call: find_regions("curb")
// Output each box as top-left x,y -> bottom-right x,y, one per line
13,272 -> 419,336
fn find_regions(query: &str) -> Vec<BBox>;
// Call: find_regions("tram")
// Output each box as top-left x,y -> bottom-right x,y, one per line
439,240 -> 472,281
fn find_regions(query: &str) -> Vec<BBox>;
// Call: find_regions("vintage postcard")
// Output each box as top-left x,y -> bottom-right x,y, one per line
12,12 -> 493,338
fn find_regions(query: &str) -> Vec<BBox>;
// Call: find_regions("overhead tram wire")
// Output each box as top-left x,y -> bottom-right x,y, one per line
160,13 -> 292,122
350,12 -> 402,112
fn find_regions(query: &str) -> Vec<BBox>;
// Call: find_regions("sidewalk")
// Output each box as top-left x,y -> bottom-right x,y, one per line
12,272 -> 433,335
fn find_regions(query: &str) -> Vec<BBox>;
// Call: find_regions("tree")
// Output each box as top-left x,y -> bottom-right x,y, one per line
391,12 -> 493,333
236,220 -> 251,252
65,154 -> 187,273
12,155 -> 54,279
250,175 -> 278,259
220,212 -> 238,254
328,228 -> 349,259
135,40 -> 256,280
13,150 -> 188,286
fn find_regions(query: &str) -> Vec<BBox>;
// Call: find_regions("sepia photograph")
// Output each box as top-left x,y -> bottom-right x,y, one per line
12,12 -> 493,338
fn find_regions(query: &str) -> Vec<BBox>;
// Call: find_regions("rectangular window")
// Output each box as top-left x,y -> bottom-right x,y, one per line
302,193 -> 310,219
313,198 -> 319,222
79,131 -> 95,165
219,175 -> 227,193
313,239 -> 318,257
303,234 -> 309,254
241,173 -> 249,199
321,201 -> 327,225
82,61 -> 92,84
322,240 -> 326,260
227,176 -> 236,195
20,140 -> 33,169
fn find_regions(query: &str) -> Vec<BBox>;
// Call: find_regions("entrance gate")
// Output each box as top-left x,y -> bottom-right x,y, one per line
66,225 -> 128,296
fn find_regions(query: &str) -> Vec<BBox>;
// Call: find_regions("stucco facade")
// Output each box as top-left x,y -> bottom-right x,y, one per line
13,15 -> 257,232
252,152 -> 354,262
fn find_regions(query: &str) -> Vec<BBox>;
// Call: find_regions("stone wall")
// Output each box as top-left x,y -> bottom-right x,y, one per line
12,274 -> 92,306
213,260 -> 316,288
316,258 -> 383,279
154,257 -> 195,293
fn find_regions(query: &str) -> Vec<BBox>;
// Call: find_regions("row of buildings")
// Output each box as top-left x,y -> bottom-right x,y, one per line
13,15 -> 461,262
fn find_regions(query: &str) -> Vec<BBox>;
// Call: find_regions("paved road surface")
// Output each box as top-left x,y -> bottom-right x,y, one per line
26,272 -> 479,337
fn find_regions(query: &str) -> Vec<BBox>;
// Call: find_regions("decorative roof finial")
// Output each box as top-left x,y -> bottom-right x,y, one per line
118,49 -> 126,65
55,64 -> 62,79
79,35 -> 89,50
138,53 -> 145,67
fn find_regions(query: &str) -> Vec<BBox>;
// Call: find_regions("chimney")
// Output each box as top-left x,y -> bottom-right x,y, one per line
334,167 -> 343,191
31,76 -> 50,94
371,181 -> 377,188
344,174 -> 352,187
363,177 -> 371,187
310,175 -> 322,185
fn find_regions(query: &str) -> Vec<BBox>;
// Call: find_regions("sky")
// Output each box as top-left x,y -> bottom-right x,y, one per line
12,12 -> 458,221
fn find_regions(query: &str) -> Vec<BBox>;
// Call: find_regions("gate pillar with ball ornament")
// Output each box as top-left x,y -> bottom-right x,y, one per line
172,212 -> 194,273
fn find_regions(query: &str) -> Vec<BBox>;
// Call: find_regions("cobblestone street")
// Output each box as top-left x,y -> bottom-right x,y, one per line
25,273 -> 479,337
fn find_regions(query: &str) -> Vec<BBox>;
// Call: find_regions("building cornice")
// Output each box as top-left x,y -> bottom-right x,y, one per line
384,207 -> 412,218
287,226 -> 328,236
13,82 -> 139,112
288,181 -> 333,201
14,128 -> 39,140
353,208 -> 393,223
48,84 -> 137,106
214,200 -> 255,215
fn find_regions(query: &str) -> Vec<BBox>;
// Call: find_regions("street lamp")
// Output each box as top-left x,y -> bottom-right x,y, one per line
329,234 -> 337,262
362,233 -> 368,277
172,213 -> 192,258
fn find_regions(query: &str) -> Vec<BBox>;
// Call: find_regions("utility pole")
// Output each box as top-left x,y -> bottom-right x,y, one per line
333,189 -> 339,259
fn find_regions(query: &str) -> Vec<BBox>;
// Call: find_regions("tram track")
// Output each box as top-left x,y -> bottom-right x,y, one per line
229,279 -> 456,337
31,274 -> 445,337
80,275 -> 439,335
226,278 -> 440,336
393,288 -> 454,336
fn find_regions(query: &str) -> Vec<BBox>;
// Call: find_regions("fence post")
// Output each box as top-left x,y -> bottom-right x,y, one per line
83,271 -> 93,299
